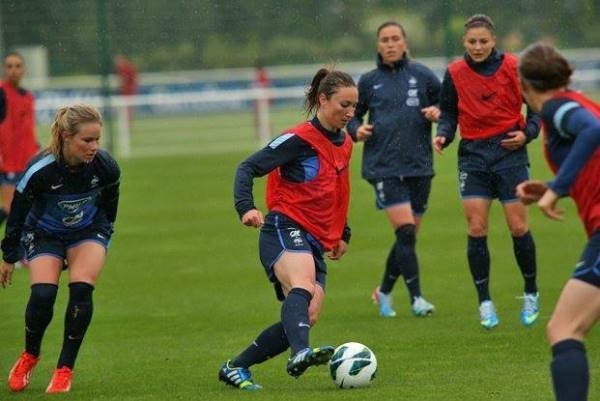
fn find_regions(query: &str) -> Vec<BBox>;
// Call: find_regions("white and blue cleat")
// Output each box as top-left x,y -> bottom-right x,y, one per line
286,346 -> 335,378
479,300 -> 499,330
411,296 -> 435,317
372,287 -> 397,317
520,292 -> 540,327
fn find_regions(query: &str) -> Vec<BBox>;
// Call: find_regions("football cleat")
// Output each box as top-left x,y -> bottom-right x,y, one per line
8,351 -> 39,392
371,287 -> 397,317
411,296 -> 435,317
46,366 -> 73,393
218,360 -> 262,390
479,300 -> 499,330
520,292 -> 540,327
287,346 -> 334,378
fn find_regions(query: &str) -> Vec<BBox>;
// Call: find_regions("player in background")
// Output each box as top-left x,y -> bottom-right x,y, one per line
219,68 -> 357,390
113,54 -> 138,127
433,14 -> 541,329
347,21 -> 439,318
0,52 -> 39,225
516,42 -> 600,401
0,104 -> 120,393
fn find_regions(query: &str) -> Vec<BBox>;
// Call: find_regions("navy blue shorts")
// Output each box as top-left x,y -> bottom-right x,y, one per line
369,176 -> 432,216
458,165 -> 529,203
0,171 -> 24,186
572,230 -> 600,288
21,227 -> 111,263
259,212 -> 327,300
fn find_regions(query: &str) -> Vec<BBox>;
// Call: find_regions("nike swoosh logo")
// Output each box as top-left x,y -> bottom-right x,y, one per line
481,92 -> 496,101
373,84 -> 383,90
298,322 -> 310,328
51,184 -> 63,190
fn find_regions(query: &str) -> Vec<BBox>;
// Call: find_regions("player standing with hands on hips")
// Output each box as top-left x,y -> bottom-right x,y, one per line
516,42 -> 600,401
0,104 -> 120,394
433,14 -> 542,329
219,68 -> 357,390
347,21 -> 440,318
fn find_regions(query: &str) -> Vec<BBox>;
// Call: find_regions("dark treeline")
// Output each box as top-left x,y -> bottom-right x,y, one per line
1,0 -> 598,76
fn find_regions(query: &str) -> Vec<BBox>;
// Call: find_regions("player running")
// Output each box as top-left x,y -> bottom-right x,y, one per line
517,42 -> 600,401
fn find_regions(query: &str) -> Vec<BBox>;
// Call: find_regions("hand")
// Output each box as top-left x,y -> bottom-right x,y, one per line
355,124 -> 373,142
0,262 -> 15,288
421,106 -> 440,122
500,130 -> 527,150
516,180 -> 548,205
537,188 -> 564,221
241,209 -> 264,228
327,240 -> 348,261
433,136 -> 446,155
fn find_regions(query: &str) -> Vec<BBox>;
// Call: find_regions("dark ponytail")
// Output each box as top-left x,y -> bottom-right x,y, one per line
304,68 -> 356,117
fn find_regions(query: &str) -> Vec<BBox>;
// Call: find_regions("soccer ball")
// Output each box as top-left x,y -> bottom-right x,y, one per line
329,342 -> 377,388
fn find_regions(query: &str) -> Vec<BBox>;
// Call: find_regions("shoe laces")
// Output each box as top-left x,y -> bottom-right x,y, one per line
14,353 -> 37,375
521,293 -> 539,314
479,301 -> 495,319
51,367 -> 72,387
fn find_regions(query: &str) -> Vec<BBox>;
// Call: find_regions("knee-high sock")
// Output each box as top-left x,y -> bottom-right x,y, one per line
380,225 -> 420,302
232,322 -> 289,368
512,231 -> 538,294
281,287 -> 312,355
25,284 -> 58,357
551,339 -> 589,401
379,244 -> 400,294
57,282 -> 94,369
467,235 -> 490,303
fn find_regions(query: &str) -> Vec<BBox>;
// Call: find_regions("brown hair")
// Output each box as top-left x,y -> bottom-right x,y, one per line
48,104 -> 103,158
464,14 -> 495,34
376,21 -> 407,39
518,42 -> 573,91
304,68 -> 356,117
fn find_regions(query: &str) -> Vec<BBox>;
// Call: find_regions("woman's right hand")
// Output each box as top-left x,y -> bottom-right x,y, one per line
516,180 -> 548,205
0,262 -> 15,288
433,136 -> 446,155
241,209 -> 264,228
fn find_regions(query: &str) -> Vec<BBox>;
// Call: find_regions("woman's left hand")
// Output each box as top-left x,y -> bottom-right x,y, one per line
500,130 -> 527,150
328,240 -> 348,261
421,106 -> 440,122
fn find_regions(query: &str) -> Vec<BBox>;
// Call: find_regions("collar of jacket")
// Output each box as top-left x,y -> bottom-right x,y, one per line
376,52 -> 408,71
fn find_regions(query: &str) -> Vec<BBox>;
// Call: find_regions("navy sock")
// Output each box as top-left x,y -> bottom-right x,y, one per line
281,288 -> 312,355
25,284 -> 58,357
467,235 -> 490,303
395,224 -> 421,301
379,244 -> 400,294
232,322 -> 289,368
512,231 -> 538,294
57,282 -> 94,369
551,339 -> 589,401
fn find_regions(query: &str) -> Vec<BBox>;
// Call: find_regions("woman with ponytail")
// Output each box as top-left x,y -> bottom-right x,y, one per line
0,104 -> 120,394
219,68 -> 358,390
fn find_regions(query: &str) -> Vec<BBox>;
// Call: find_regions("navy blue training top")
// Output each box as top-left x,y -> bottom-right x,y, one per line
1,149 -> 120,263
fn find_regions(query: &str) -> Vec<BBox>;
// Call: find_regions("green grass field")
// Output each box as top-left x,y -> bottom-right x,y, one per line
1,106 -> 599,400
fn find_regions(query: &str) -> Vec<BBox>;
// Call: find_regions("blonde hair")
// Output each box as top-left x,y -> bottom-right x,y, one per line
48,104 -> 103,158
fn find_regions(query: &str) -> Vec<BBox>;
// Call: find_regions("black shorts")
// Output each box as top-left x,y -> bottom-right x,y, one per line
572,230 -> 600,288
21,226 -> 111,263
369,176 -> 432,216
259,212 -> 327,300
458,165 -> 529,203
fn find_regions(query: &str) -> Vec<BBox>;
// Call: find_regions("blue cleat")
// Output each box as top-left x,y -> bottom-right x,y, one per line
218,360 -> 262,390
412,296 -> 435,317
479,300 -> 499,330
372,287 -> 397,317
286,346 -> 334,378
520,292 -> 540,326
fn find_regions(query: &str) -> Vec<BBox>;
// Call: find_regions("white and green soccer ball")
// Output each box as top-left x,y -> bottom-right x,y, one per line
329,342 -> 377,388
